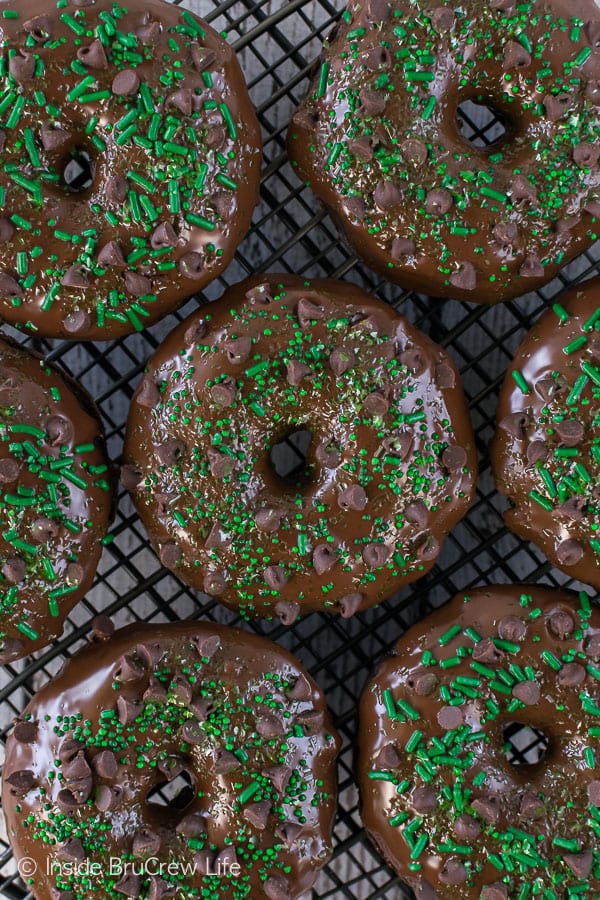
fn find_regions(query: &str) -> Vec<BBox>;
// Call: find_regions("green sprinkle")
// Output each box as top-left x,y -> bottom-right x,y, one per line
512,371 -> 529,394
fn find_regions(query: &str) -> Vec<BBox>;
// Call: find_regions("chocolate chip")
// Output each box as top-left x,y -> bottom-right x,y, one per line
9,51 -> 36,82
365,0 -> 391,20
203,570 -> 227,595
374,742 -> 401,770
287,673 -> 312,701
434,363 -> 455,389
46,414 -> 74,447
481,884 -> 508,900
117,654 -> 145,682
121,464 -> 143,490
575,142 -> 600,167
499,413 -> 530,439
262,764 -> 292,794
471,795 -> 500,824
114,874 -> 141,898
472,638 -> 504,665
498,615 -> 526,642
563,851 -> 593,879
77,39 -> 108,69
245,283 -> 273,305
401,138 -> 428,165
363,542 -> 392,568
547,608 -> 575,639
167,87 -> 192,116
449,261 -> 477,291
243,800 -> 271,830
147,877 -> 175,900
0,458 -> 19,483
191,45 -> 217,72
213,748 -> 239,774
2,557 -> 26,583
399,348 -> 425,376
144,677 -> 167,703
316,439 -> 342,467
453,813 -> 480,840
112,69 -> 140,97
588,779 -> 600,805
136,377 -> 161,408
359,88 -> 386,117
442,445 -> 467,472
41,126 -> 73,151
493,220 -> 520,249
286,359 -> 312,385
224,336 -> 252,364
133,827 -> 161,858
437,705 -> 463,730
430,7 -> 455,31
426,188 -> 453,217
503,40 -> 531,69
206,125 -> 227,150
264,875 -> 291,900
176,811 -> 208,837
204,523 -> 231,550
58,838 -> 85,862
391,237 -> 416,258
586,80 -> 600,105
0,217 -> 14,244
558,661 -> 586,686
91,749 -> 118,780
339,592 -> 363,618
329,348 -> 356,376
179,251 -> 204,279
374,180 -> 401,210
63,309 -> 92,335
256,713 -> 285,737
57,788 -> 83,812
170,674 -> 193,705
275,821 -> 302,845
520,254 -> 544,278
338,484 -> 367,511
137,20 -> 161,44
5,769 -> 36,795
408,668 -> 438,696
554,418 -> 585,446
584,634 -> 600,659
116,696 -> 142,725
51,890 -> 75,900
313,544 -> 337,574
124,271 -> 152,297
587,20 -> 600,51
13,719 -> 37,743
255,507 -> 283,532
210,377 -> 236,408
512,680 -> 540,705
155,439 -> 185,468
105,176 -> 128,204
416,533 -> 440,561
556,538 -> 584,566
157,755 -> 184,780
258,562 -> 287,592
150,221 -> 177,250
97,240 -> 126,268
0,274 -> 22,297
296,708 -> 325,733
412,785 -> 437,813
526,440 -> 548,465
439,859 -> 468,884
23,14 -> 53,42
194,633 -> 221,660
348,137 -> 373,161
519,791 -> 545,819
363,389 -> 390,417
512,174 -> 538,204
207,447 -> 234,479
58,738 -> 82,763
275,600 -> 300,625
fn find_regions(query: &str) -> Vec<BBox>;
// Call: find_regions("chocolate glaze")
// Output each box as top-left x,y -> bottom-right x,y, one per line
2,621 -> 340,899
0,0 -> 261,340
492,277 -> 600,589
0,337 -> 111,663
122,275 -> 476,620
358,585 -> 600,898
288,1 -> 600,304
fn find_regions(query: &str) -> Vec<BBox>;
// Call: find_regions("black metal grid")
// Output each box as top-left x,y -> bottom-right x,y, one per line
1,1 -> 600,898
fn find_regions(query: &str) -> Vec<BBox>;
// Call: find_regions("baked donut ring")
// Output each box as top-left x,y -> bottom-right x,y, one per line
492,277 -> 600,590
0,0 -> 261,339
122,275 -> 476,620
2,620 -> 340,900
358,584 -> 600,898
0,337 -> 112,663
289,0 -> 600,303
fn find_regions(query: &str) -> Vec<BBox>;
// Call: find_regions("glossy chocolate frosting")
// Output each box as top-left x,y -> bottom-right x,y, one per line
122,274 -> 476,621
288,0 -> 600,304
358,584 -> 600,898
0,0 -> 261,340
0,337 -> 111,663
2,620 -> 340,900
492,277 -> 600,590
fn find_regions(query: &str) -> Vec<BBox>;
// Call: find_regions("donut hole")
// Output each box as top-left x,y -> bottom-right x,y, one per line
145,769 -> 196,813
503,721 -> 550,766
457,99 -> 510,149
61,148 -> 96,193
269,428 -> 313,486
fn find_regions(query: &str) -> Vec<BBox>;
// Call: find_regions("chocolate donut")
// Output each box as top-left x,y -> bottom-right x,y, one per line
288,1 -> 600,304
358,584 -> 600,898
122,274 -> 476,621
2,620 -> 340,900
0,337 -> 111,663
0,0 -> 261,340
491,277 -> 600,589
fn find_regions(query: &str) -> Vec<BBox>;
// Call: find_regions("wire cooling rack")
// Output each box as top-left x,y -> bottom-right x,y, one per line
2,1 -> 600,897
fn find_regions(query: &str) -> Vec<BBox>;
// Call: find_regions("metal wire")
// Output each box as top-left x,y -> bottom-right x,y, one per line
1,1 -> 600,898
